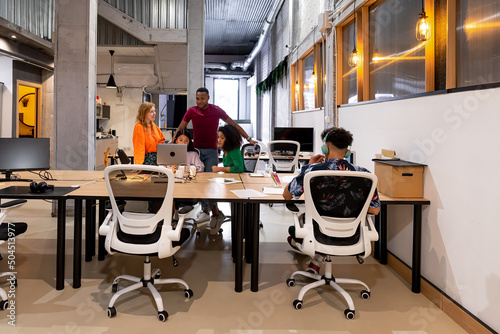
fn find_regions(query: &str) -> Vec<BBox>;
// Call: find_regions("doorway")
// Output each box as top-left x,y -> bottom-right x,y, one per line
17,81 -> 42,138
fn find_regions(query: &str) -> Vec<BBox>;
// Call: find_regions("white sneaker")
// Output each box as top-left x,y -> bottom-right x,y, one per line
195,210 -> 210,223
209,212 -> 226,235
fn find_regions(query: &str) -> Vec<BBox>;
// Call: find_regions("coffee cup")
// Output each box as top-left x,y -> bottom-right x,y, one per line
189,165 -> 197,178
176,167 -> 184,179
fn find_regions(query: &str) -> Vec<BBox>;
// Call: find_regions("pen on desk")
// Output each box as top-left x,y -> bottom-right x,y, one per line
275,173 -> 281,186
270,172 -> 276,186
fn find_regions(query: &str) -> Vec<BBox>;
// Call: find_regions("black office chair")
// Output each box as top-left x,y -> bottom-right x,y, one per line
285,170 -> 379,319
0,199 -> 28,310
241,143 -> 262,173
100,165 -> 193,321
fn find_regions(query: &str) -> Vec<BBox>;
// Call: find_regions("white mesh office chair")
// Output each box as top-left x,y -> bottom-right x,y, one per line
0,199 -> 28,310
286,170 -> 379,319
267,140 -> 300,173
241,143 -> 262,173
100,165 -> 193,321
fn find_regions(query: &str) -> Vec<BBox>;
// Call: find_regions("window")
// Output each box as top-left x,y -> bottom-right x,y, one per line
342,19 -> 358,104
302,52 -> 315,110
369,0 -> 426,100
456,0 -> 500,87
291,42 -> 323,111
213,78 -> 239,120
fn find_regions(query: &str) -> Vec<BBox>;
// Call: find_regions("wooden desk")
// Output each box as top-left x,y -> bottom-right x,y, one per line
68,172 -> 249,292
375,193 -> 430,293
238,174 -> 430,294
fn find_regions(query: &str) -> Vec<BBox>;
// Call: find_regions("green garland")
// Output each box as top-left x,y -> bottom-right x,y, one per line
256,55 -> 288,96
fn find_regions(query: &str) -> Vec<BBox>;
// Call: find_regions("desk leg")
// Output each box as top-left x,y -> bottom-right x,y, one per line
250,203 -> 260,292
374,213 -> 380,260
85,199 -> 94,262
234,202 -> 243,292
412,205 -> 422,293
231,203 -> 236,262
245,204 -> 253,264
380,204 -> 388,265
56,199 -> 66,290
98,199 -> 107,261
73,199 -> 82,289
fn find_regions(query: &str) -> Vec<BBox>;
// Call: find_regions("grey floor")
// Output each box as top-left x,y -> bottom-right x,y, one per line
1,200 -> 467,334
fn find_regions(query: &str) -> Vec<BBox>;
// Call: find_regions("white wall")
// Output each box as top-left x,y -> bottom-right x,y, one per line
0,56 -> 13,137
291,108 -> 324,153
339,88 -> 500,332
96,87 -> 143,152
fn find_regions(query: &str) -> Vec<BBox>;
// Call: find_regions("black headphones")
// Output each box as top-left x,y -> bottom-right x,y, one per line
30,181 -> 55,194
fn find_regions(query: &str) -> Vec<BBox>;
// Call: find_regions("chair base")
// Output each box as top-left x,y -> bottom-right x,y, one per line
107,257 -> 193,321
286,257 -> 371,319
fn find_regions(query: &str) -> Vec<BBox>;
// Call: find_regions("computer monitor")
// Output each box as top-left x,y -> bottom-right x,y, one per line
273,127 -> 314,152
0,138 -> 50,181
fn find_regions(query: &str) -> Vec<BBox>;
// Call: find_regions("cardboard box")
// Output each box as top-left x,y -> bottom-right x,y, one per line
373,160 -> 426,198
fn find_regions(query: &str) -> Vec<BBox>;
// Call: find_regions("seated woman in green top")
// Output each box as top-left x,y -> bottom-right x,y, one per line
212,124 -> 245,173
208,124 -> 244,235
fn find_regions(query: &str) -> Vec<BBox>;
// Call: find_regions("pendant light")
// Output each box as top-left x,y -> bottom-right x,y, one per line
416,0 -> 431,41
106,50 -> 117,88
348,1 -> 359,67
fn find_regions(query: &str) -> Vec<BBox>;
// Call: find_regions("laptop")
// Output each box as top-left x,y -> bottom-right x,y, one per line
157,143 -> 187,166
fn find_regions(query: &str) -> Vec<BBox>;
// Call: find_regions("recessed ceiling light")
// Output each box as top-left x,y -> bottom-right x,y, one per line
11,35 -> 17,39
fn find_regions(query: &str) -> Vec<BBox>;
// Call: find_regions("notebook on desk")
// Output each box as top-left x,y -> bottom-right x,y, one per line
157,143 -> 187,166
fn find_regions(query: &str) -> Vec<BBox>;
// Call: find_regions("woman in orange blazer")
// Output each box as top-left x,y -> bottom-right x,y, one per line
133,102 -> 165,165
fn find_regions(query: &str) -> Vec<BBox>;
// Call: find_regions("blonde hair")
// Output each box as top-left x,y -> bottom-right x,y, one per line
136,102 -> 156,129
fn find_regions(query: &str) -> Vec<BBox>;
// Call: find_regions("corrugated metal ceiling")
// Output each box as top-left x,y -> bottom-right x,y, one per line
204,0 -> 277,56
0,0 -> 281,60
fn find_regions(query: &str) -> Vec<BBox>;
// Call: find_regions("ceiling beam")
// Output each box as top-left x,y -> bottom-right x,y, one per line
97,0 -> 187,44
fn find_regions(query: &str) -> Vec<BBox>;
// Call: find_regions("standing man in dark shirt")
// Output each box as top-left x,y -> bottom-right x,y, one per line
173,87 -> 257,225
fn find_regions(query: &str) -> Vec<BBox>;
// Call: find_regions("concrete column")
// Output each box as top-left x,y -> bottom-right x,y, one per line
187,0 -> 205,108
54,0 -> 97,170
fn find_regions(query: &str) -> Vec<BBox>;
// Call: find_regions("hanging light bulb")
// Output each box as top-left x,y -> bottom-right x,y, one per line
310,70 -> 316,85
295,79 -> 300,92
416,0 -> 431,41
348,48 -> 359,67
348,0 -> 359,68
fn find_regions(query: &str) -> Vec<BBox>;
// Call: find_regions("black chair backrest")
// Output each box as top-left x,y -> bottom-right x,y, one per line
309,174 -> 374,219
117,149 -> 131,164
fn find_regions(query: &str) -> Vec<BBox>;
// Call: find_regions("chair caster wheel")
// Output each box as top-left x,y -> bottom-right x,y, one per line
158,310 -> 168,322
286,278 -> 295,287
111,284 -> 118,293
196,231 -> 200,237
154,269 -> 162,279
0,300 -> 8,310
107,307 -> 117,318
293,299 -> 302,310
184,289 -> 193,298
344,309 -> 355,319
218,228 -> 223,234
360,290 -> 370,299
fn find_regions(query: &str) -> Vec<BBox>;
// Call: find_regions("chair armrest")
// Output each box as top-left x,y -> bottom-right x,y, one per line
0,199 -> 28,209
0,199 -> 28,225
98,211 -> 114,236
365,214 -> 379,241
293,212 -> 309,239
